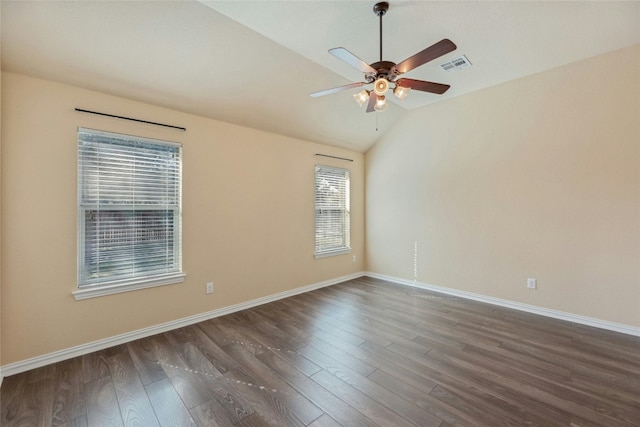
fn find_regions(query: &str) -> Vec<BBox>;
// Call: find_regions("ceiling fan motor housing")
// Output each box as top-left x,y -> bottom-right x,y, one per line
370,60 -> 398,80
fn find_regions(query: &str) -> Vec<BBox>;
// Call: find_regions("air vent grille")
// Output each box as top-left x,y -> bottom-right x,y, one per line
440,55 -> 472,72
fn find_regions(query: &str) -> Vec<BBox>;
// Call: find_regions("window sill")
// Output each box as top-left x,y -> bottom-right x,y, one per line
314,248 -> 351,259
73,272 -> 186,300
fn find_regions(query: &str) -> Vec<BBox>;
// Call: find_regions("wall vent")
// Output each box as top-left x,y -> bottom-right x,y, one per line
440,55 -> 472,72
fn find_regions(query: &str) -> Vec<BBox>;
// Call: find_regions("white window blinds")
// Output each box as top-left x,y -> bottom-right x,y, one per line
77,128 -> 182,288
315,165 -> 351,257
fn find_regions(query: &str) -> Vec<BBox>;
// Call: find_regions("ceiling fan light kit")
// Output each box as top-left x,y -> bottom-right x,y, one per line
353,89 -> 371,107
393,85 -> 410,100
374,95 -> 388,112
373,77 -> 389,96
310,1 -> 457,113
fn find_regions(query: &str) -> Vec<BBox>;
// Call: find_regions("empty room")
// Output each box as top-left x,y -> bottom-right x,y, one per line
1,1 -> 639,426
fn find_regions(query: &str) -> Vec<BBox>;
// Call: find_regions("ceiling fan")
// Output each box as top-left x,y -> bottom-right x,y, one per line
310,1 -> 456,113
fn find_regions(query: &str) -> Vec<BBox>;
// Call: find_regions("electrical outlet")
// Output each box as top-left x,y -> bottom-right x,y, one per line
352,255 -> 357,263
527,278 -> 537,289
206,282 -> 214,294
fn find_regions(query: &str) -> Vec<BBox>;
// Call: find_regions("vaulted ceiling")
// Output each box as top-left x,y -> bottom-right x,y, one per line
2,1 -> 639,152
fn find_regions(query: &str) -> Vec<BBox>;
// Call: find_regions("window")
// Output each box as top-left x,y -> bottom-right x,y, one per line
315,165 -> 350,258
75,128 -> 184,299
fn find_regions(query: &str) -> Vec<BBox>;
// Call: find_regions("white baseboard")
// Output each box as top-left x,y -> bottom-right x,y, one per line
365,271 -> 640,337
0,271 -> 366,378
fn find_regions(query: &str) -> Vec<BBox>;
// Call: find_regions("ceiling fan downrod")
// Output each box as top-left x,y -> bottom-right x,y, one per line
373,2 -> 388,62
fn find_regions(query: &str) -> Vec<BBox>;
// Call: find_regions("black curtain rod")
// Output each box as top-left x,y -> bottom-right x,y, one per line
75,108 -> 186,131
315,153 -> 353,162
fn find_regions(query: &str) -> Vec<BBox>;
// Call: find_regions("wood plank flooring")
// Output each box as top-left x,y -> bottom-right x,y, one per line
2,276 -> 639,426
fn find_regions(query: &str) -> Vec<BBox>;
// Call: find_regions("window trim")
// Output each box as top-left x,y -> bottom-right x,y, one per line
314,247 -> 351,259
76,127 -> 184,299
314,164 -> 351,259
72,272 -> 186,300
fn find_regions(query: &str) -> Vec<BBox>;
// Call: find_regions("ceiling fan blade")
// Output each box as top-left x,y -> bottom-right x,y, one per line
366,92 -> 377,113
310,82 -> 365,98
396,78 -> 450,95
394,39 -> 457,75
329,47 -> 377,75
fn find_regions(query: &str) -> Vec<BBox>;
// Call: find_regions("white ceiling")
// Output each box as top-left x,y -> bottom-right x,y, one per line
2,1 -> 639,152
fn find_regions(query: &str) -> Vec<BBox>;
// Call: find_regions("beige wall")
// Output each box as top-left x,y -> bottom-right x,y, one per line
0,73 -> 365,365
366,45 -> 640,327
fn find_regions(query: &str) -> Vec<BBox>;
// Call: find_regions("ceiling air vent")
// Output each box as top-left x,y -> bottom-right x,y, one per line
440,55 -> 472,72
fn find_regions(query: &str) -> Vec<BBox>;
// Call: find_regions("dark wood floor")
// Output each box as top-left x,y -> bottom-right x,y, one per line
2,277 -> 639,426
